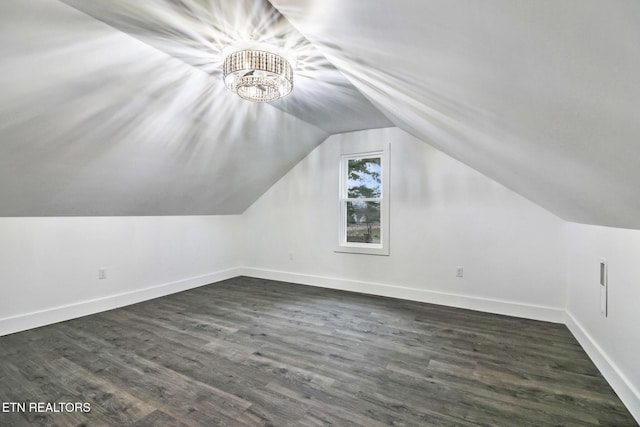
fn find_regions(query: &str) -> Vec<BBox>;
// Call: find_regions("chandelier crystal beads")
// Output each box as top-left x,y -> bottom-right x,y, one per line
223,49 -> 293,103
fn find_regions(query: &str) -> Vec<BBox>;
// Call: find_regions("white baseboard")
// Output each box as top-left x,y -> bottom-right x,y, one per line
240,267 -> 565,323
565,312 -> 640,423
0,267 -> 241,337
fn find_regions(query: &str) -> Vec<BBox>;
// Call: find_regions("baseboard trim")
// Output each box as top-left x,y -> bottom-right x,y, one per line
240,267 -> 565,323
0,267 -> 241,337
565,312 -> 640,423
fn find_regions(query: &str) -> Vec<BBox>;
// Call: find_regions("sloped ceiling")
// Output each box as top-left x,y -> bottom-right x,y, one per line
270,0 -> 640,229
1,0 -> 640,229
0,0 -> 390,216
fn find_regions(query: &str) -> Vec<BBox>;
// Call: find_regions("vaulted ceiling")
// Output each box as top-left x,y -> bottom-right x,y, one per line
1,0 -> 639,228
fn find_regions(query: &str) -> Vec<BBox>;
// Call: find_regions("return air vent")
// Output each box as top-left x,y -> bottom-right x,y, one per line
599,258 -> 608,317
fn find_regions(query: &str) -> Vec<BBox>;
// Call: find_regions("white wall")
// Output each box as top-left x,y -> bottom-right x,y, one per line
0,216 -> 242,335
566,223 -> 640,420
241,128 -> 567,321
1,128 -> 637,419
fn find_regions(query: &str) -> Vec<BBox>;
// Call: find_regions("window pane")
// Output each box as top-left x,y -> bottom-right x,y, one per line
346,201 -> 381,243
348,157 -> 381,198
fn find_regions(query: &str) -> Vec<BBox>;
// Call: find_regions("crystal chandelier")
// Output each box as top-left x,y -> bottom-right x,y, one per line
223,48 -> 293,103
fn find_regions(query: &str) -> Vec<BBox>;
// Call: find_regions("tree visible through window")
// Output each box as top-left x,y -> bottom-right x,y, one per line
345,156 -> 382,244
337,147 -> 389,256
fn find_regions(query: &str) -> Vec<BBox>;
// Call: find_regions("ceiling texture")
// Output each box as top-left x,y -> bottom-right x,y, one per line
1,0 -> 640,229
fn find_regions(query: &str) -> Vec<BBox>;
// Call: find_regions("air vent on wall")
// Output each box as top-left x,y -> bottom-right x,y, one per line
600,258 -> 608,317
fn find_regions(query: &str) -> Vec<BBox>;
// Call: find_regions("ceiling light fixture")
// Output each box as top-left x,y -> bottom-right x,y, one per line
223,47 -> 293,103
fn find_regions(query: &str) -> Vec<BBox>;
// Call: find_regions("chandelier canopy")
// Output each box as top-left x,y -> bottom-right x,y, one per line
223,48 -> 293,103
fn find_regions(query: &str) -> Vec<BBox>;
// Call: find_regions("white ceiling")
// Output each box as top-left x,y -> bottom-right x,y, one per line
59,0 -> 393,134
0,0 -> 388,216
270,0 -> 640,229
1,0 -> 640,228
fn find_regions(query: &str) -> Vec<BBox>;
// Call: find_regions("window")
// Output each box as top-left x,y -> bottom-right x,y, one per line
337,150 -> 389,255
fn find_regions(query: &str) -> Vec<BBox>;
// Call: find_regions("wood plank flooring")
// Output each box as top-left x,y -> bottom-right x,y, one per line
0,276 -> 636,426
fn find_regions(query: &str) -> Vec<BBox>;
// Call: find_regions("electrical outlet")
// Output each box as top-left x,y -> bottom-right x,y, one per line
456,266 -> 464,278
98,268 -> 107,280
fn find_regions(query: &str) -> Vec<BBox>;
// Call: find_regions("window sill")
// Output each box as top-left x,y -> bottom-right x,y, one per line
335,244 -> 389,256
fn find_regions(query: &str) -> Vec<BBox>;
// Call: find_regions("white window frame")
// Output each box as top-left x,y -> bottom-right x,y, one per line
336,148 -> 390,256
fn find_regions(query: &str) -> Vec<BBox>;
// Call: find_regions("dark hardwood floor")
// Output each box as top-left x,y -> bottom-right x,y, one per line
0,276 -> 636,426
